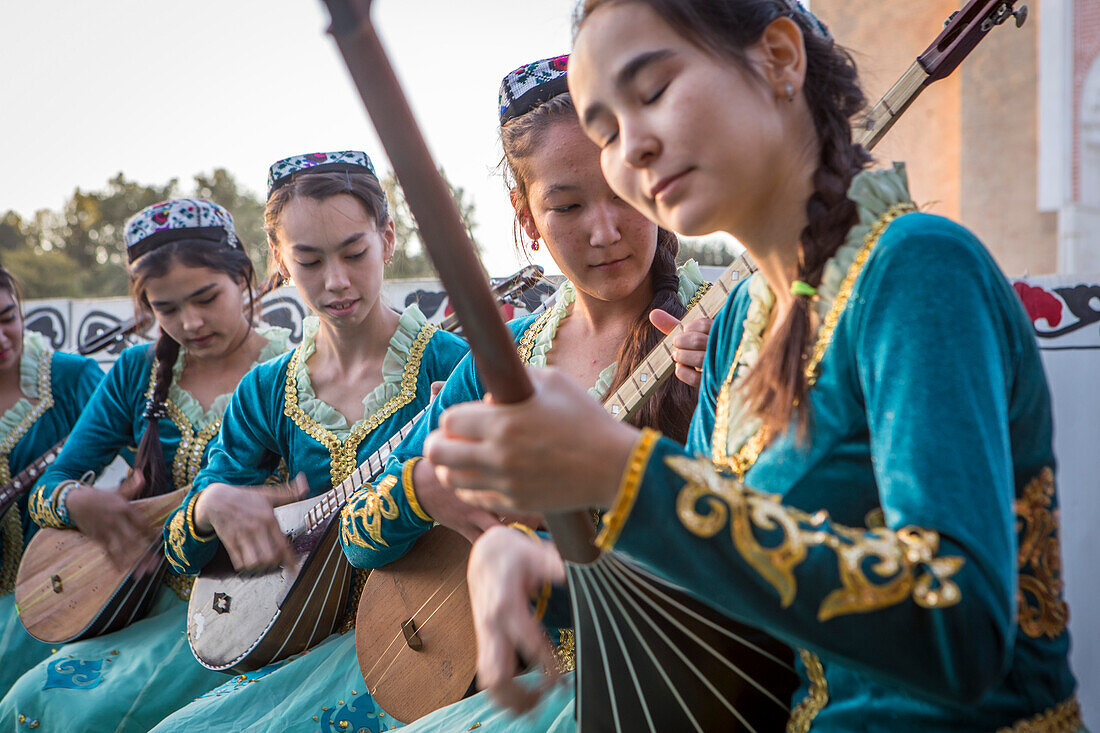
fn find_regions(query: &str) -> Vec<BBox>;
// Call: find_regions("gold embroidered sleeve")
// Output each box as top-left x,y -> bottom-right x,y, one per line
402,457 -> 433,523
1014,467 -> 1069,639
669,455 -> 965,621
27,484 -> 68,529
340,474 -> 400,550
596,428 -> 661,551
165,494 -> 214,574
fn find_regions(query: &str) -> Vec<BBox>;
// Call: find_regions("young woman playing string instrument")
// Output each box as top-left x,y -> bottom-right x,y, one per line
149,151 -> 467,733
336,56 -> 749,729
2,199 -> 291,730
421,1 -> 1082,730
0,267 -> 104,693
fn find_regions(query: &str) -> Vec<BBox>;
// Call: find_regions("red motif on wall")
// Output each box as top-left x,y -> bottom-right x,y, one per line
1014,282 -> 1064,327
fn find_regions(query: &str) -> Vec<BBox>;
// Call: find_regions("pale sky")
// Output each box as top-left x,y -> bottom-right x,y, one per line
1,0 -> 584,275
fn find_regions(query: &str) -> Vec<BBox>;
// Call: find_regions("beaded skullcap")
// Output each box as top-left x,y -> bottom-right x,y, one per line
124,198 -> 239,264
498,55 -> 570,125
267,150 -> 379,199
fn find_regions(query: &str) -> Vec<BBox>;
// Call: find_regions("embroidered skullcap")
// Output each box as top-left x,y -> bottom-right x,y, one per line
783,0 -> 831,40
124,198 -> 239,264
499,55 -> 570,125
267,150 -> 378,199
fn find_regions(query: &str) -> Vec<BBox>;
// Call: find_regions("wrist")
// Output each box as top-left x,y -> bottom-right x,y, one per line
403,458 -> 434,524
595,423 -> 649,509
192,486 -> 221,535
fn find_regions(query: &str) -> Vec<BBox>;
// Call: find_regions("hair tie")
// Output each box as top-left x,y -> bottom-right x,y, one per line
143,400 -> 169,420
790,280 -> 817,298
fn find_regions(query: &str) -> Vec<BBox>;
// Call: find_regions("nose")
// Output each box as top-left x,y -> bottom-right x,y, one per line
324,261 -> 351,293
589,201 -> 622,248
180,304 -> 205,334
621,119 -> 660,170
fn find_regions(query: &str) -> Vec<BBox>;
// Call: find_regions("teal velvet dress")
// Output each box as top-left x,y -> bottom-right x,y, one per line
149,305 -> 467,733
1,327 -> 290,733
599,165 -> 1080,731
0,332 -> 103,695
339,267 -> 707,730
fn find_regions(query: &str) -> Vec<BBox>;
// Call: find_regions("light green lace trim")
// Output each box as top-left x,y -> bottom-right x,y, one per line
0,331 -> 51,441
292,304 -> 428,439
719,163 -> 914,458
167,325 -> 292,428
529,261 -> 705,399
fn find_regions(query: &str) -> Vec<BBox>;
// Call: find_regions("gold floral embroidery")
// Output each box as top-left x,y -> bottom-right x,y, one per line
516,310 -> 556,364
786,650 -> 828,733
1015,467 -> 1068,639
3,349 -> 56,591
339,569 -> 369,633
554,628 -> 576,673
162,571 -> 195,601
165,494 -> 214,575
340,475 -> 400,549
670,456 -> 964,621
996,696 -> 1082,733
284,324 -> 436,488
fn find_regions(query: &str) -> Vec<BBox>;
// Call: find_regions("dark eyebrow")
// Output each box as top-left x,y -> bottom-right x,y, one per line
544,184 -> 579,196
291,232 -> 365,254
0,304 -> 15,318
582,49 -> 675,129
150,283 -> 217,308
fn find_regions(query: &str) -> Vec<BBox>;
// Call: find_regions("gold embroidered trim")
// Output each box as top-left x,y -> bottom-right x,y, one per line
786,650 -> 828,733
165,494 -> 214,574
339,569 -> 369,633
1015,467 -> 1069,639
596,428 -> 660,551
0,508 -> 21,596
554,628 -> 576,674
508,522 -> 552,620
284,323 -> 436,488
686,281 -> 712,311
162,571 -> 195,601
402,457 -> 432,523
670,456 -> 964,620
144,361 -> 222,491
340,474 -> 400,550
516,310 -> 556,365
996,696 -> 1082,733
711,203 -> 917,476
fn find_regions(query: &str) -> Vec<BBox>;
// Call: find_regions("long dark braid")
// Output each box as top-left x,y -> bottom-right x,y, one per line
132,330 -> 181,493
577,0 -> 872,437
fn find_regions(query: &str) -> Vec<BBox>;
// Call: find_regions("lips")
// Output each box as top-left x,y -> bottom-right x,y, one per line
188,334 -> 216,348
592,256 -> 629,270
325,298 -> 360,316
649,169 -> 691,202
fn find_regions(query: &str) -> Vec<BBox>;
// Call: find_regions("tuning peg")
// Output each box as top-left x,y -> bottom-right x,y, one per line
1013,5 -> 1028,28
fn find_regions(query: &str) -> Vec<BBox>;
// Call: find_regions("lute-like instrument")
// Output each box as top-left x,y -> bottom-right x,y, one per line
185,267 -> 546,673
0,438 -> 65,519
322,0 -> 1024,728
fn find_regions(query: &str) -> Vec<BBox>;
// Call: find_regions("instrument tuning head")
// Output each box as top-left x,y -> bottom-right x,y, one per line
1014,5 -> 1028,28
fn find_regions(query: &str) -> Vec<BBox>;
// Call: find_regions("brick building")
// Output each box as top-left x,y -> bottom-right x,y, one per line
813,0 -> 1100,276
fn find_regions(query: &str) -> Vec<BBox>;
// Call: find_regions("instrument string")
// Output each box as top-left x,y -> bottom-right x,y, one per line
607,555 -> 794,673
595,559 -> 758,728
367,576 -> 467,691
359,563 -> 467,683
569,565 -> 626,732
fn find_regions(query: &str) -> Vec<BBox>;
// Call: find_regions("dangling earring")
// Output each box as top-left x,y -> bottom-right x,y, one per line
384,256 -> 393,266
785,83 -> 795,102
281,276 -> 293,287
530,237 -> 540,252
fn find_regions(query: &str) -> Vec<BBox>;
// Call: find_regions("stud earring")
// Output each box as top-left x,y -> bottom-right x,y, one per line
384,256 -> 393,266
785,83 -> 795,102
530,238 -> 540,252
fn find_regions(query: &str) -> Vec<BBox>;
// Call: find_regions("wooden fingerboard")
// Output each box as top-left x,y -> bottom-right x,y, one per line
601,254 -> 757,423
855,61 -> 930,151
0,438 -> 66,517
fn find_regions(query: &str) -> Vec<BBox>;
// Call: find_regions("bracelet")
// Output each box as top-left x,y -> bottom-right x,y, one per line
53,480 -> 80,526
507,522 -> 553,621
596,428 -> 661,551
402,458 -> 433,523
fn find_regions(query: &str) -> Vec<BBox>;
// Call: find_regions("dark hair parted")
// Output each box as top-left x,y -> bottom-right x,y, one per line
128,239 -> 257,493
263,170 -> 390,290
501,91 -> 696,441
0,266 -> 23,311
577,0 -> 872,437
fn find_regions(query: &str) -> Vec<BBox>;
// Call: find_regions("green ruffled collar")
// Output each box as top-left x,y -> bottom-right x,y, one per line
292,304 -> 429,439
0,331 -> 51,444
168,325 -> 292,428
719,163 -> 914,456
528,260 -> 706,398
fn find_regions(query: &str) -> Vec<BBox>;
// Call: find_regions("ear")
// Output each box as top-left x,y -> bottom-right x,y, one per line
509,188 -> 541,243
756,16 -> 807,100
268,236 -> 290,279
380,218 -> 397,262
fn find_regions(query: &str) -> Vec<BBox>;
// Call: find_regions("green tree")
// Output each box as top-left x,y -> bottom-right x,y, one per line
192,169 -> 269,283
676,236 -> 742,267
380,169 -> 483,279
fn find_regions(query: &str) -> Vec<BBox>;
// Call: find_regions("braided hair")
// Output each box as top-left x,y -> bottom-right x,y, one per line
129,239 -> 256,492
576,0 -> 871,437
501,93 -> 696,441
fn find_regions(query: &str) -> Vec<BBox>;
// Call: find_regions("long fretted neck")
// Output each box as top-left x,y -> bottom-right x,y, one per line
300,406 -> 425,534
601,255 -> 756,423
0,438 -> 66,515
